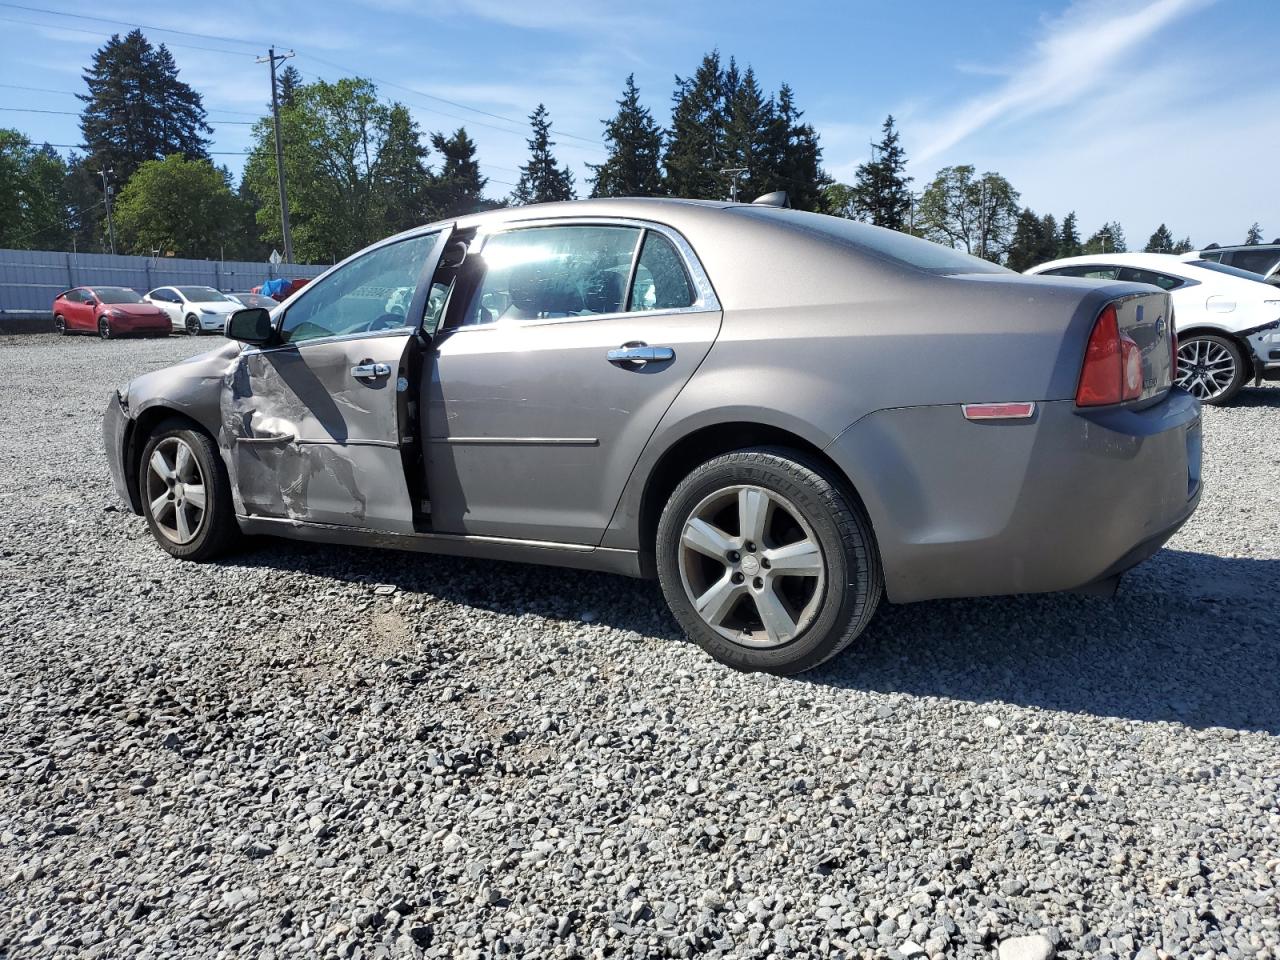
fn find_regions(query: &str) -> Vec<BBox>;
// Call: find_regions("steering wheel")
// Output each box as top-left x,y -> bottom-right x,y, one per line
363,312 -> 404,333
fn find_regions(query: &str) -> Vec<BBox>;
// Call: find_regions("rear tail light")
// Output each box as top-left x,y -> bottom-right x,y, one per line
1076,302 -> 1143,406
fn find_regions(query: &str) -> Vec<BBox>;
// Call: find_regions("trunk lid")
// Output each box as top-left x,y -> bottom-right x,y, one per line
1112,290 -> 1175,403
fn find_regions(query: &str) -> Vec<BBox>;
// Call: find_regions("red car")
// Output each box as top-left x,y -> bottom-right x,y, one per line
53,286 -> 171,339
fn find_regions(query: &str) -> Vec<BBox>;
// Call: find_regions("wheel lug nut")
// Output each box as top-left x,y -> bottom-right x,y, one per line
728,551 -> 740,562
760,558 -> 771,569
753,577 -> 763,589
745,541 -> 756,553
732,572 -> 744,584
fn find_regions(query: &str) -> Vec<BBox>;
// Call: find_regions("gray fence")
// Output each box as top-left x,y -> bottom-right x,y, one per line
0,248 -> 330,315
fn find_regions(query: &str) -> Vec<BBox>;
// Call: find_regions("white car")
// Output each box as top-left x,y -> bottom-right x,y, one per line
144,286 -> 240,336
1027,253 -> 1280,404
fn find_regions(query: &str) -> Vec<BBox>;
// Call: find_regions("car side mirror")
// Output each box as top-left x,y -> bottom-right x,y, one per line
226,307 -> 274,344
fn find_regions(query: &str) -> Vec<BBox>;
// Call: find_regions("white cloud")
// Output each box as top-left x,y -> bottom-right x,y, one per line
914,0 -> 1213,164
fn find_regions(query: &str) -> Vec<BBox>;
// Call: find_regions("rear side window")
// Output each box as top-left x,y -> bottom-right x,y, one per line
1229,249 -> 1280,274
463,225 -> 642,325
1045,265 -> 1121,280
630,232 -> 694,311
1117,267 -> 1184,290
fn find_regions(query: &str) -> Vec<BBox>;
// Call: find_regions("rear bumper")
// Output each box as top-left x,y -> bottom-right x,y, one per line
103,392 -> 141,514
828,389 -> 1203,603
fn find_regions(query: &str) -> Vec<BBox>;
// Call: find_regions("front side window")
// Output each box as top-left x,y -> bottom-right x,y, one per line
279,233 -> 438,345
462,225 -> 641,326
630,232 -> 694,311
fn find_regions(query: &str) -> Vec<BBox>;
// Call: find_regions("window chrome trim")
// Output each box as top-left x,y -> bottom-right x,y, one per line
444,217 -> 720,333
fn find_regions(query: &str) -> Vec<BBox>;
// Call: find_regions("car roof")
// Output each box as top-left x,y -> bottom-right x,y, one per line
1198,243 -> 1280,253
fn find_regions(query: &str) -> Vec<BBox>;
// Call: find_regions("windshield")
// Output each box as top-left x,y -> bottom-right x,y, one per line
734,207 -> 1011,275
93,287 -> 144,304
177,286 -> 231,302
1187,260 -> 1273,284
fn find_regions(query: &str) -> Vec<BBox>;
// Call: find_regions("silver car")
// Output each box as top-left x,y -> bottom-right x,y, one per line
103,198 -> 1203,674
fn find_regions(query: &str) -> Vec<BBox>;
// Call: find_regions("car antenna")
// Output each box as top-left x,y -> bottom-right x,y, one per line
751,190 -> 790,208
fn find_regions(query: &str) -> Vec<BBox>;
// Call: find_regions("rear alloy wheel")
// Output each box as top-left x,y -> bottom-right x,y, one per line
657,447 -> 882,675
1176,333 -> 1246,405
139,420 -> 238,561
185,314 -> 201,336
54,314 -> 66,335
98,316 -> 111,339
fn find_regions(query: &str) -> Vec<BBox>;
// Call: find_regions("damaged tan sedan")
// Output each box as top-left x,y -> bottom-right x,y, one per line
105,198 -> 1201,673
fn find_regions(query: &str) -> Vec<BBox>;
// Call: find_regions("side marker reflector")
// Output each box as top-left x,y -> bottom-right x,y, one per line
962,402 -> 1036,421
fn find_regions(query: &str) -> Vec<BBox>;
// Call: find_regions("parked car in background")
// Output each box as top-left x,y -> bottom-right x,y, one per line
104,199 -> 1202,675
1027,253 -> 1280,404
226,292 -> 279,311
144,286 -> 240,336
52,286 -> 170,339
1195,243 -> 1280,283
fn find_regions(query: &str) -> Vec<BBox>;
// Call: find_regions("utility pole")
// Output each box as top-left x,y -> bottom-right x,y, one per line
257,47 -> 296,264
721,167 -> 749,203
97,168 -> 116,255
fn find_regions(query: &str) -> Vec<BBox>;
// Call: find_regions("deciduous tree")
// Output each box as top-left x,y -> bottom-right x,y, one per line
917,165 -> 1019,261
112,154 -> 242,258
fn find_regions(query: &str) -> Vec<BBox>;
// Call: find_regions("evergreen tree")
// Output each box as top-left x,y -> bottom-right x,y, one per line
78,29 -> 211,183
1245,222 -> 1263,245
377,104 -> 433,233
720,64 -> 772,201
1058,211 -> 1082,258
1144,223 -> 1175,253
278,65 -> 303,108
1039,213 -> 1058,263
664,52 -> 726,200
63,155 -> 105,252
761,83 -> 828,212
1005,207 -> 1051,272
589,75 -> 663,198
510,104 -> 575,205
1172,236 -> 1194,255
850,115 -> 913,230
429,128 -> 490,218
1083,221 -> 1126,254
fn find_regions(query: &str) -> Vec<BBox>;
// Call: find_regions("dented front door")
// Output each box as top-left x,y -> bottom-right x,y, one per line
223,230 -> 446,533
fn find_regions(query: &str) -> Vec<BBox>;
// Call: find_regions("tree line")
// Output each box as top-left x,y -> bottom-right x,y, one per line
0,30 -> 1271,267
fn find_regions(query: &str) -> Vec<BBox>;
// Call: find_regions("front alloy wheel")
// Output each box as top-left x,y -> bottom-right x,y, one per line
185,314 -> 201,336
54,314 -> 66,335
1176,334 -> 1245,405
657,447 -> 882,675
98,316 -> 111,339
145,436 -> 208,544
138,420 -> 237,561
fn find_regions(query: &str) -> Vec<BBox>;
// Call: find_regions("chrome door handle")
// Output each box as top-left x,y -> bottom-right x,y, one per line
607,343 -> 675,367
351,361 -> 391,380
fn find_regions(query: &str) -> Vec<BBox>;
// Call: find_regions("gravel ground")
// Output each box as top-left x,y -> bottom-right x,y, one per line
2,334 -> 1278,960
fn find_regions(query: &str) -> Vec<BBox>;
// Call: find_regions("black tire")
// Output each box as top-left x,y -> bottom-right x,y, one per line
54,314 -> 67,336
98,316 -> 111,339
656,446 -> 883,675
138,418 -> 239,561
185,314 -> 202,336
1177,333 -> 1247,405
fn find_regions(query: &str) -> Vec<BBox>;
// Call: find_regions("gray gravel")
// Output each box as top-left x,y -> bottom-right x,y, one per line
2,334 -> 1278,960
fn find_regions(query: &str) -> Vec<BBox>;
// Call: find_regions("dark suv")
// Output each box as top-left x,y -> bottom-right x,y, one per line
1197,243 -> 1280,284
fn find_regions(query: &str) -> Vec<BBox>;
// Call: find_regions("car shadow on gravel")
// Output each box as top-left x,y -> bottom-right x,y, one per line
1232,386 -> 1280,408
805,549 -> 1280,734
230,541 -> 1278,734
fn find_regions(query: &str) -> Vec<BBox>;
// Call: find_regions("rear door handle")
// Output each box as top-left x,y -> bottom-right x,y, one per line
607,343 -> 675,367
351,361 -> 391,380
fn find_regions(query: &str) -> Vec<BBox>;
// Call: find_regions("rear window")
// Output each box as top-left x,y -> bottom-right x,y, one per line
1186,260 -> 1273,284
732,207 -> 1010,275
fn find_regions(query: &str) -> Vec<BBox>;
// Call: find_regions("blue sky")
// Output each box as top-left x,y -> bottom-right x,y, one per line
1,0 -> 1276,247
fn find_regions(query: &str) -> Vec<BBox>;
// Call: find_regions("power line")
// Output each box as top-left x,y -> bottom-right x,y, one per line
0,105 -> 255,124
0,83 -> 262,117
0,13 -> 255,56
0,1 -> 262,47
